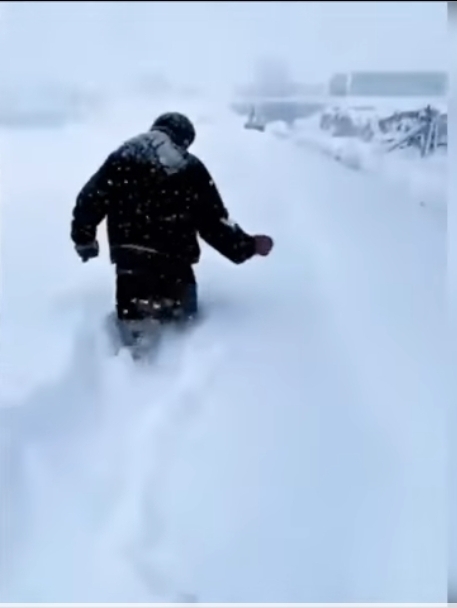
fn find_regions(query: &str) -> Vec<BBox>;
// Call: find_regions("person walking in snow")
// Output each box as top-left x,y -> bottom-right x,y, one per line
70,112 -> 274,336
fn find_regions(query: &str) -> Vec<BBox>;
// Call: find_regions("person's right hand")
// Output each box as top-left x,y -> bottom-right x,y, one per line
253,235 -> 274,256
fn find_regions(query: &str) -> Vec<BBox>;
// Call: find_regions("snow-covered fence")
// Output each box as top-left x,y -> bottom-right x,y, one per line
266,100 -> 447,213
317,103 -> 447,158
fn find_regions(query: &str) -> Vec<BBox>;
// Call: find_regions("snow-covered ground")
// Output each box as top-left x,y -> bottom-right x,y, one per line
0,94 -> 448,602
268,110 -> 447,214
0,80 -> 104,129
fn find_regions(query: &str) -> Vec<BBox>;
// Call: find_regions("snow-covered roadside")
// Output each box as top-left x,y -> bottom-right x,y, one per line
267,117 -> 446,214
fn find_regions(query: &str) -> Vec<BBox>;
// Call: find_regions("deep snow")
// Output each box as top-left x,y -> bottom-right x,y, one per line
0,95 -> 448,602
267,116 -> 447,215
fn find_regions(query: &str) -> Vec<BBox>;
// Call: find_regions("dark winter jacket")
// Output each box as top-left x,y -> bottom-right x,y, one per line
71,128 -> 256,273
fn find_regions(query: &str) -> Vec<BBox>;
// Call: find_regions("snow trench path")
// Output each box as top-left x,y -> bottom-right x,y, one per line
0,113 -> 448,602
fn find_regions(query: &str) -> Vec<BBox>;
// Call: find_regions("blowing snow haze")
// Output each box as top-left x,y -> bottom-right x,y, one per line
0,1 -> 447,95
0,0 -> 450,603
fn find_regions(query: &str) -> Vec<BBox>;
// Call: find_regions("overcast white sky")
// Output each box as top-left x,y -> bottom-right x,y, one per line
0,1 -> 447,92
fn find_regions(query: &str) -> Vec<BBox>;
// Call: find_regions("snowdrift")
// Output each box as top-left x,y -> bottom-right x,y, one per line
267,101 -> 447,214
0,81 -> 104,130
1,95 -> 447,603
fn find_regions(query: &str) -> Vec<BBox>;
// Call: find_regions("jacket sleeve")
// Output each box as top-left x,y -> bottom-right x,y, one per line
71,154 -> 118,246
190,159 -> 256,264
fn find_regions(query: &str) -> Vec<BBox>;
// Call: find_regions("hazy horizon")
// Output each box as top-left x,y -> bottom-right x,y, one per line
0,1 -> 447,93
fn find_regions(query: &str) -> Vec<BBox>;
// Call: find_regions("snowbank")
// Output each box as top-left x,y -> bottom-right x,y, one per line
0,82 -> 105,130
267,106 -> 447,214
1,97 -> 447,603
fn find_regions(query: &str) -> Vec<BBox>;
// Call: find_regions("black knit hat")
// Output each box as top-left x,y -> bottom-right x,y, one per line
151,112 -> 196,149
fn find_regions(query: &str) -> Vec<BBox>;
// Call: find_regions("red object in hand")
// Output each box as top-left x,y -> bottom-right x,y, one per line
253,234 -> 274,256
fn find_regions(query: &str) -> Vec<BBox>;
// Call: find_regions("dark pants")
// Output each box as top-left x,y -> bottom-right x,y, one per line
115,265 -> 198,323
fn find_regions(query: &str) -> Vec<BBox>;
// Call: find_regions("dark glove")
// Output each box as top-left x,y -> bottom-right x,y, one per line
253,234 -> 274,257
75,241 -> 99,262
